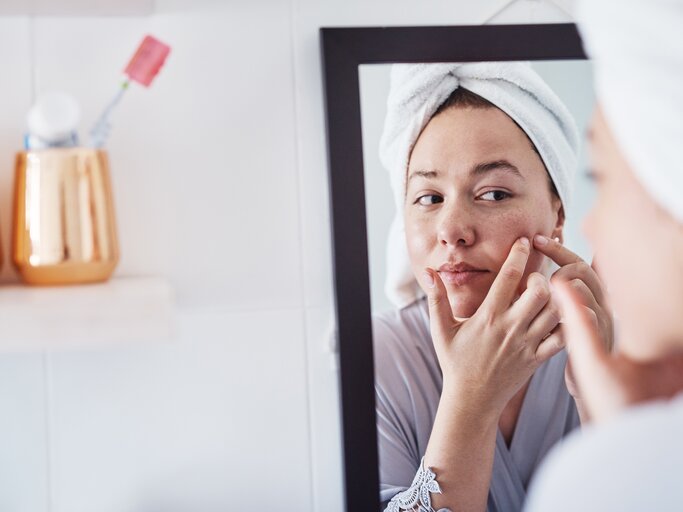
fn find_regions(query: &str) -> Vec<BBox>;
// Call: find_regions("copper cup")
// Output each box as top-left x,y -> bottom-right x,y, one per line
12,148 -> 119,285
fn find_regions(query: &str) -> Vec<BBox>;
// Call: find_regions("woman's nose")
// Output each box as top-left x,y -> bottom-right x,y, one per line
436,205 -> 476,247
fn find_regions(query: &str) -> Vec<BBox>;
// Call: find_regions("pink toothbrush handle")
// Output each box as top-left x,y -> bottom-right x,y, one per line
124,35 -> 171,87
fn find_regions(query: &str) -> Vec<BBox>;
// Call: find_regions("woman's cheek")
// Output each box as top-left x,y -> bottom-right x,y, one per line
485,209 -> 531,250
405,219 -> 432,270
486,209 -> 547,281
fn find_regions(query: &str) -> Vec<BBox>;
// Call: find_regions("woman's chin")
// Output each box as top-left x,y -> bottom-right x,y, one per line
444,287 -> 487,319
449,300 -> 483,320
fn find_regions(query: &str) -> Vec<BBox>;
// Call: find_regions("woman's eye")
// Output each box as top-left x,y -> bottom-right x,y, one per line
415,194 -> 444,206
478,190 -> 511,201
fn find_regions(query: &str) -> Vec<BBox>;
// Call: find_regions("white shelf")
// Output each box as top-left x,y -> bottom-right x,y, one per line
0,0 -> 154,16
0,276 -> 174,352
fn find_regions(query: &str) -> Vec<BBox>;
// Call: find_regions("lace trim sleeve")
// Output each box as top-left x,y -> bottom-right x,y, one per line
385,457 -> 448,512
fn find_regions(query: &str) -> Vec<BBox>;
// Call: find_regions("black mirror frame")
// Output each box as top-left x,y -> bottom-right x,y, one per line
320,24 -> 587,512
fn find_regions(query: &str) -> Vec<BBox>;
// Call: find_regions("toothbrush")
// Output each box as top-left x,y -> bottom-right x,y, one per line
89,35 -> 171,148
89,79 -> 130,149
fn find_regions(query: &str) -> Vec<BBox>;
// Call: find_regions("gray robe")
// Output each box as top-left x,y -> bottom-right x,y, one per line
374,298 -> 580,512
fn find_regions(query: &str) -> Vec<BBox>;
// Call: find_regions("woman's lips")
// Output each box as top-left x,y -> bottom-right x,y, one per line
438,269 -> 489,286
437,263 -> 489,286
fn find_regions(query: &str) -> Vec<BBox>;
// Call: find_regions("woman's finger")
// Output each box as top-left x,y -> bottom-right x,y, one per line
481,237 -> 531,313
526,300 -> 561,347
559,278 -> 601,315
533,234 -> 582,266
509,272 -> 551,327
534,235 -> 608,306
562,279 -> 614,352
551,262 -> 607,307
532,301 -> 598,362
552,279 -> 611,419
535,329 -> 565,364
422,268 -> 457,345
527,301 -> 599,358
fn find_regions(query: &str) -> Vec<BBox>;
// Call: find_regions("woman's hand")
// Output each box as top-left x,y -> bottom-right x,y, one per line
423,237 -> 566,418
552,281 -> 683,423
532,235 -> 614,402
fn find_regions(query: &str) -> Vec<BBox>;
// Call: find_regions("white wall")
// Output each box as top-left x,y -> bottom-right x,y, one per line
0,1 -> 577,511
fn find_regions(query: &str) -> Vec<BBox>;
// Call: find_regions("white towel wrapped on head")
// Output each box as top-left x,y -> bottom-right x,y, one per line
379,62 -> 580,308
578,0 -> 683,224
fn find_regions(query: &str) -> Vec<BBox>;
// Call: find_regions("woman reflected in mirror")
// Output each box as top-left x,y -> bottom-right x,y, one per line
375,64 -> 613,512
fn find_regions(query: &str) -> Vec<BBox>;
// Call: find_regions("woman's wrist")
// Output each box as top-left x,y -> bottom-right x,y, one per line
424,384 -> 500,471
440,376 -> 502,426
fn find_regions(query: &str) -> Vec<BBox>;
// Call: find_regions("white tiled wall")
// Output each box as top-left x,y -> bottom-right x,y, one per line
0,1 -> 574,510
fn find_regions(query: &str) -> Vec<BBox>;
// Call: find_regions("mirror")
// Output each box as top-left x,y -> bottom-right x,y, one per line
321,24 -> 589,512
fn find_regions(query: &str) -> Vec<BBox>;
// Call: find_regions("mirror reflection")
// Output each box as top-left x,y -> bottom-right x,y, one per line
359,61 -> 606,511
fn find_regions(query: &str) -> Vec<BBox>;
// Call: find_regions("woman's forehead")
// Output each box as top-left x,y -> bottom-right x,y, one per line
410,107 -> 537,164
408,113 -> 544,183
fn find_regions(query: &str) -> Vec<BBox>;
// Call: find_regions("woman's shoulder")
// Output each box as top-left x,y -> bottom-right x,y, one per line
525,393 -> 683,511
372,298 -> 440,391
372,298 -> 431,357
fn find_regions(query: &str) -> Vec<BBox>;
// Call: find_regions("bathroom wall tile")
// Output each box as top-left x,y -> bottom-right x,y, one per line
0,353 -> 49,512
46,307 -> 312,512
303,305 -> 344,512
147,2 -> 304,310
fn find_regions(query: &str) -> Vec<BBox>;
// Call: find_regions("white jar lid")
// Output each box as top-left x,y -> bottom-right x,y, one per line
27,92 -> 80,143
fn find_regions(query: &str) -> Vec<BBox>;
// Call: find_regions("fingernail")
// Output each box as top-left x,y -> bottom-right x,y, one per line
520,237 -> 529,247
534,234 -> 548,246
422,271 -> 435,288
554,236 -> 561,244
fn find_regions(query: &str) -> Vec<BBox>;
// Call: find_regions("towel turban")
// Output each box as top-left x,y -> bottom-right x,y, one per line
578,0 -> 683,224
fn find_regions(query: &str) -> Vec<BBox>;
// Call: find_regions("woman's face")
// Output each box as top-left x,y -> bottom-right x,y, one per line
583,106 -> 683,360
405,106 -> 564,319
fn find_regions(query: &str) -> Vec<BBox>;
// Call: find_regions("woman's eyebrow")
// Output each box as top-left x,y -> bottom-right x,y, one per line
408,169 -> 439,181
471,160 -> 524,179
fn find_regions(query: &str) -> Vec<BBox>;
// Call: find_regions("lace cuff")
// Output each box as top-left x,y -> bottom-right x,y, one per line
386,457 -> 445,512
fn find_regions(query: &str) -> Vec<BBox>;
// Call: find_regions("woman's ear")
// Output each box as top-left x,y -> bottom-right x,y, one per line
551,201 -> 566,244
